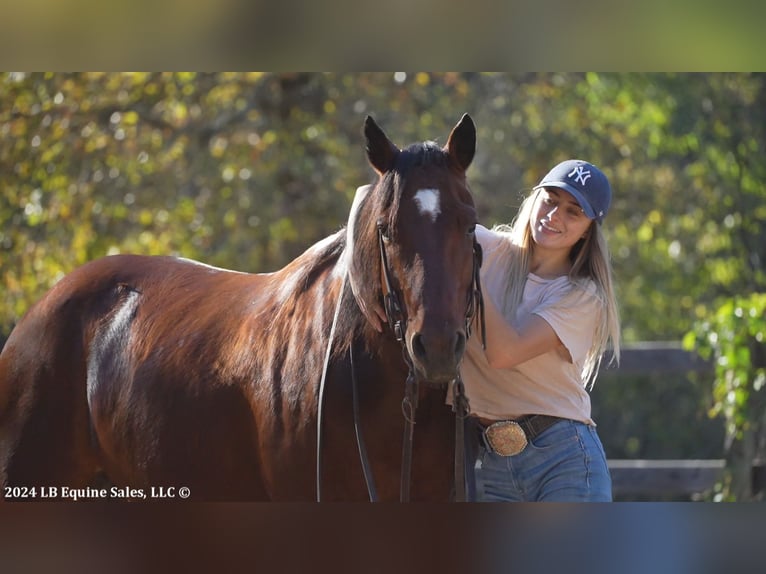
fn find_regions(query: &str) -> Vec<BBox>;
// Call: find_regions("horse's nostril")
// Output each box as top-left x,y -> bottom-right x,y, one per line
411,332 -> 427,361
411,331 -> 466,366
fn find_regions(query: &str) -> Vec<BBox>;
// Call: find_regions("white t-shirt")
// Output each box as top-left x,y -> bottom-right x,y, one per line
460,225 -> 602,425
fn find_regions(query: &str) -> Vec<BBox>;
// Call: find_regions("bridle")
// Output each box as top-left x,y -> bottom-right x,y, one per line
315,220 -> 485,502
375,221 -> 485,502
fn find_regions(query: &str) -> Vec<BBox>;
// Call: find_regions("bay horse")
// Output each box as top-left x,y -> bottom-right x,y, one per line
0,114 -> 481,501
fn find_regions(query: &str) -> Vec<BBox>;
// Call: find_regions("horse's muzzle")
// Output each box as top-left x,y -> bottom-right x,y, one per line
408,329 -> 466,385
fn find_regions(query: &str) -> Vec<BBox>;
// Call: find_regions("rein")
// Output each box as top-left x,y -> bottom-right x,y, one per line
316,225 -> 485,502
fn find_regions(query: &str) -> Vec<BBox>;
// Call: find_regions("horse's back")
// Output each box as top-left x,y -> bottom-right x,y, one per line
0,254 -> 278,499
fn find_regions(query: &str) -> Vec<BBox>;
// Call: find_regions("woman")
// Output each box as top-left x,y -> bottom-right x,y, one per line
462,158 -> 621,502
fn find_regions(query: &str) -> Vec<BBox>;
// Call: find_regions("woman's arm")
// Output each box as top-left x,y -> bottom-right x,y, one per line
482,286 -> 570,369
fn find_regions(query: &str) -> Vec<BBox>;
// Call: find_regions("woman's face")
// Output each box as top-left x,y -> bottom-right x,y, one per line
530,188 -> 593,252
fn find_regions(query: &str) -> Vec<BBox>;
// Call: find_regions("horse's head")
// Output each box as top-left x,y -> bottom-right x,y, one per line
347,114 -> 479,385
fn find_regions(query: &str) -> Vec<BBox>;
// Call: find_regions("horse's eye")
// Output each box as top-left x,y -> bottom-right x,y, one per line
467,224 -> 476,236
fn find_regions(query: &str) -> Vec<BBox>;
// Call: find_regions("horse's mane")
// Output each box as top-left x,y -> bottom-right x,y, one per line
262,229 -> 345,328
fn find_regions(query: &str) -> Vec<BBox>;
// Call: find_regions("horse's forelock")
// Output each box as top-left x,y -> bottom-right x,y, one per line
381,143 -> 449,236
399,141 -> 448,170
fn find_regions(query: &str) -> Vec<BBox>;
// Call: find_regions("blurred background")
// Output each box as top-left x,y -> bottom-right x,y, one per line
1,72 -> 764,501
3,0 -> 766,71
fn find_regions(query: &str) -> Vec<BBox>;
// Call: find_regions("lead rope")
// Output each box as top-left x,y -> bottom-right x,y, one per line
452,377 -> 470,502
399,353 -> 419,502
350,340 -> 379,501
316,269 -> 348,502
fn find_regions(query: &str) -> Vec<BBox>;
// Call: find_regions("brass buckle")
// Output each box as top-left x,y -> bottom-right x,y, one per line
484,420 -> 528,456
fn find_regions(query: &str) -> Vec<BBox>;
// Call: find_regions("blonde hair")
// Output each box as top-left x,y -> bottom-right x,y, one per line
493,189 -> 621,388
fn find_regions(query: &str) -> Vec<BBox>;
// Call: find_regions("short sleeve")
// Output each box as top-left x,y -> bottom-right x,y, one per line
474,224 -> 505,254
531,282 -> 602,365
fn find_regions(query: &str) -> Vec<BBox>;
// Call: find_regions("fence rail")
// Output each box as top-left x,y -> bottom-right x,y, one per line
605,341 -> 711,375
604,343 -> 722,499
608,459 -> 724,497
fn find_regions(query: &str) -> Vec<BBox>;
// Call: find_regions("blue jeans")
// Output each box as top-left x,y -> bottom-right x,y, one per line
469,418 -> 612,502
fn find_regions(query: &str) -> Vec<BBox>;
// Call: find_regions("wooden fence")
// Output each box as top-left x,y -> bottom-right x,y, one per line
604,342 -> 736,500
608,459 -> 724,498
605,340 -> 711,375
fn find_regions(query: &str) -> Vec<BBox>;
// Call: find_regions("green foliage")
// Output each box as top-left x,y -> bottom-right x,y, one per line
686,294 -> 766,435
685,293 -> 766,500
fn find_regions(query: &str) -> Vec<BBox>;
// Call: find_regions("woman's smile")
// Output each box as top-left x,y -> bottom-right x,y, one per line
539,219 -> 562,234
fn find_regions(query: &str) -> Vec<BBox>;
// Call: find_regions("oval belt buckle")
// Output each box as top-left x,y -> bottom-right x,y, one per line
485,420 -> 528,456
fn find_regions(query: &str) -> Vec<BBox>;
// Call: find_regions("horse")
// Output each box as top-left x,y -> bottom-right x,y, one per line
0,114 -> 481,501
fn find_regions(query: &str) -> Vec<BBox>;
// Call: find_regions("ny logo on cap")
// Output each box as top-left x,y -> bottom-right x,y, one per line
568,166 -> 592,186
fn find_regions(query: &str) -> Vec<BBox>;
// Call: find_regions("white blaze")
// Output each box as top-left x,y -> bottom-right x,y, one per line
413,189 -> 441,222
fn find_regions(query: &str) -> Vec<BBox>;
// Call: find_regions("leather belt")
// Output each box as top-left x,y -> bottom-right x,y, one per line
475,415 -> 563,456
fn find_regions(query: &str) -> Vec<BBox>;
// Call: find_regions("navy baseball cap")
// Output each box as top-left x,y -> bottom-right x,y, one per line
533,159 -> 612,224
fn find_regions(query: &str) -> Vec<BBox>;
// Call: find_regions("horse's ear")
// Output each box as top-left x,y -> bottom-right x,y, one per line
445,113 -> 476,172
364,116 -> 400,175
